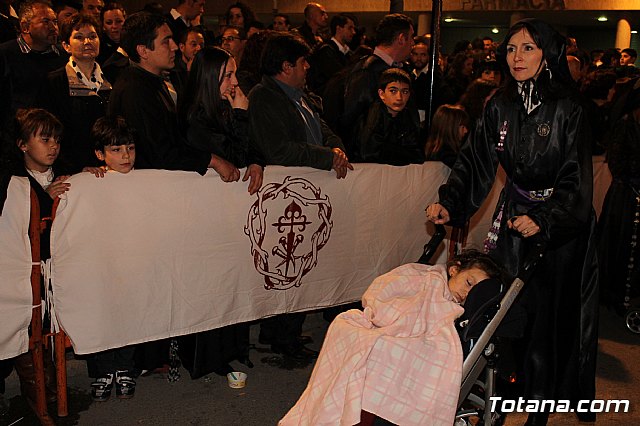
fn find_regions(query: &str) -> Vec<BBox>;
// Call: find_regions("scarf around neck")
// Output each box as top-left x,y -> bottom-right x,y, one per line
67,57 -> 105,92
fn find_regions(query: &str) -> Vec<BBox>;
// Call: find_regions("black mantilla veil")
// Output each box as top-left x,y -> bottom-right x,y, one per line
496,18 -> 575,106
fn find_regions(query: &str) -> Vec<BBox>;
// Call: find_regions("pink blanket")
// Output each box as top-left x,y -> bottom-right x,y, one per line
280,263 -> 465,426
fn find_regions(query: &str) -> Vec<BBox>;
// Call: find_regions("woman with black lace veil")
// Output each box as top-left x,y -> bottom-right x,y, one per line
426,19 -> 598,425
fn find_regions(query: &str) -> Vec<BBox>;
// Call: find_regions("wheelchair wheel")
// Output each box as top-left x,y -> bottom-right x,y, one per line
626,309 -> 640,334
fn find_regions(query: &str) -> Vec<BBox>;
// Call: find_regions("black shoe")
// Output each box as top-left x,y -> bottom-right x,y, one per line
91,374 -> 113,402
271,344 -> 319,360
115,370 -> 136,399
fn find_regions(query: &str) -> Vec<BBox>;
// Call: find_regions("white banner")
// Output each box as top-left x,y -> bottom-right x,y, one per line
0,177 -> 33,360
50,164 -> 450,354
0,158 -> 610,358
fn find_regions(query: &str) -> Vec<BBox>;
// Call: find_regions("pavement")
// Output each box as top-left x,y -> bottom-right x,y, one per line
1,306 -> 638,426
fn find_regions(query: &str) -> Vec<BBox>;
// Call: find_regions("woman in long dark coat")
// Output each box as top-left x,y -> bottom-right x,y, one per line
426,19 -> 598,425
177,46 -> 262,378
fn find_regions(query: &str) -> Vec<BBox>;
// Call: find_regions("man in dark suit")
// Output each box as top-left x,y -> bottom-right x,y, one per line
248,32 -> 352,361
110,11 -> 240,178
0,0 -> 68,124
307,13 -> 356,95
339,13 -> 414,155
165,0 -> 203,44
410,39 -> 454,125
293,2 -> 326,48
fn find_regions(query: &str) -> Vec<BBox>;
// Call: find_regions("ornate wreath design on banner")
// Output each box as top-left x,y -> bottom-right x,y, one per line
244,176 -> 333,290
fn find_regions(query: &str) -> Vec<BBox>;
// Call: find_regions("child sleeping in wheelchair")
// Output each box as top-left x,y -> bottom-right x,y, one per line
280,250 -> 505,426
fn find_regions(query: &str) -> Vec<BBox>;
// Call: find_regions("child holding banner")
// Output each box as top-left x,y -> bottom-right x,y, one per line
84,116 -> 137,401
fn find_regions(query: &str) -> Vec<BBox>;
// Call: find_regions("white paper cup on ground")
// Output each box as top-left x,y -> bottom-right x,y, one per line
227,372 -> 247,388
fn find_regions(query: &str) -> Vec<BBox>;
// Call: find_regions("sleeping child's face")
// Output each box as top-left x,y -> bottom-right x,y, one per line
96,144 -> 135,174
447,266 -> 490,303
378,80 -> 411,117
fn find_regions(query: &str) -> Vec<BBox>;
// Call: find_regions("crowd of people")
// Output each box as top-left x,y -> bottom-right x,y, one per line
0,0 -> 638,424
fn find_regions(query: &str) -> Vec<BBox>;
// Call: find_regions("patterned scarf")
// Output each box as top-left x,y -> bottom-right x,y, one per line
68,57 -> 104,92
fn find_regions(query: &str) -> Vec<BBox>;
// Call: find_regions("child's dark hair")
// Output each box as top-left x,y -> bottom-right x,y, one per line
378,68 -> 412,90
13,108 -> 63,144
1,109 -> 63,174
91,116 -> 136,152
447,249 -> 506,282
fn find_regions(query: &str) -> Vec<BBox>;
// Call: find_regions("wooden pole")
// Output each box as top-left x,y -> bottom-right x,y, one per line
51,197 -> 68,417
28,189 -> 55,425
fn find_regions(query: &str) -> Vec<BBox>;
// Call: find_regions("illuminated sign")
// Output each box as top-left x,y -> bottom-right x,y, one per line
460,0 -> 566,10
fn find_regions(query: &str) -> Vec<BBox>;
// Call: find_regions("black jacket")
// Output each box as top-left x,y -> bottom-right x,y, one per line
185,104 -> 262,168
356,101 -> 424,166
248,75 -> 344,170
0,39 -> 68,124
43,65 -> 111,172
165,13 -> 189,43
102,50 -> 128,85
108,64 -> 210,173
96,34 -> 118,66
412,67 -> 455,121
307,40 -> 349,95
293,22 -> 320,48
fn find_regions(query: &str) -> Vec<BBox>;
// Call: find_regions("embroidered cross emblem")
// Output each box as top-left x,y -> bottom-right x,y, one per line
271,200 -> 312,276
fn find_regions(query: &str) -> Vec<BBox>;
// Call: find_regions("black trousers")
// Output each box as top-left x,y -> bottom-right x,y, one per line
260,312 -> 306,347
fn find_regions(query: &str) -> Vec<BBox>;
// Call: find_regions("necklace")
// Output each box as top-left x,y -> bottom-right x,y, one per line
69,58 -> 104,92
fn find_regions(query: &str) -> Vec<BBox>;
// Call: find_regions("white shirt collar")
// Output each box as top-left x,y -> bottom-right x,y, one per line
373,47 -> 395,67
331,37 -> 350,55
170,8 -> 190,26
412,65 -> 429,77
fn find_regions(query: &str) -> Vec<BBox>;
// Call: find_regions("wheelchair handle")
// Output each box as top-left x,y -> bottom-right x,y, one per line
517,240 -> 546,282
418,224 -> 446,264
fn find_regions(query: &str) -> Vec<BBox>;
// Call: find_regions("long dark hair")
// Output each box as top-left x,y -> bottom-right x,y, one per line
425,104 -> 469,158
179,47 -> 233,132
496,19 -> 574,102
